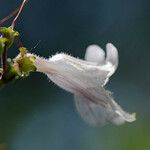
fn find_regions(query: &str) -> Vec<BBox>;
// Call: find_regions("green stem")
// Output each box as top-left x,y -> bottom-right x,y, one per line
1,45 -> 7,72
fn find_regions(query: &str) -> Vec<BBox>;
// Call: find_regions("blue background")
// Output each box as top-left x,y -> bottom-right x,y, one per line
0,0 -> 150,150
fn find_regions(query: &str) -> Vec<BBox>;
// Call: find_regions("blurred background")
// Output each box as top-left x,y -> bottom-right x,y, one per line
0,0 -> 150,150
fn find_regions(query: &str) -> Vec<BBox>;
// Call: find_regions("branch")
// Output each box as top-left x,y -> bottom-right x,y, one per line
11,0 -> 29,28
1,45 -> 7,72
0,0 -> 29,26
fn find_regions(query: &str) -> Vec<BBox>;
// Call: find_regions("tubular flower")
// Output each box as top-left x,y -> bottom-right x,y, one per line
30,43 -> 136,126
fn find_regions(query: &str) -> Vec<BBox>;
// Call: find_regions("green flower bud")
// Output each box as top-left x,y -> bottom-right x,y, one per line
0,26 -> 19,48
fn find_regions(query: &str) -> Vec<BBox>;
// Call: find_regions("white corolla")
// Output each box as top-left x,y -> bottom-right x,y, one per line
31,43 -> 136,126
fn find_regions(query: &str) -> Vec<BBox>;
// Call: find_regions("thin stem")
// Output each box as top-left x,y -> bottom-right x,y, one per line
0,0 -> 29,26
0,7 -> 19,26
11,0 -> 28,28
1,45 -> 7,72
15,37 -> 24,48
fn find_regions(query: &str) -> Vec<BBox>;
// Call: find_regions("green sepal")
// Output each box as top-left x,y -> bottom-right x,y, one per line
17,56 -> 36,76
0,26 -> 19,48
16,47 -> 36,76
19,47 -> 28,57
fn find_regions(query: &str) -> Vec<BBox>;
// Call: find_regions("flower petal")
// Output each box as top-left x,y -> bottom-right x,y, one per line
33,53 -> 110,87
85,44 -> 105,65
29,45 -> 136,127
84,43 -> 119,85
74,87 -> 136,126
74,94 -> 109,126
106,43 -> 118,72
96,43 -> 119,85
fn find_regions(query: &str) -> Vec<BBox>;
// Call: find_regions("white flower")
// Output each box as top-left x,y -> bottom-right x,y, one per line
31,43 -> 136,126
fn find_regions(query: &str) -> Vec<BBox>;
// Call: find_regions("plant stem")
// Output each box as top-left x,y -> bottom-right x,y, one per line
0,0 -> 29,26
11,0 -> 28,28
1,45 -> 7,72
0,7 -> 19,26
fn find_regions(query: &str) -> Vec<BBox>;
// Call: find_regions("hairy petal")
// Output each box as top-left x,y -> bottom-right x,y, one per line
34,53 -> 109,88
74,87 -> 136,126
28,43 -> 136,126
